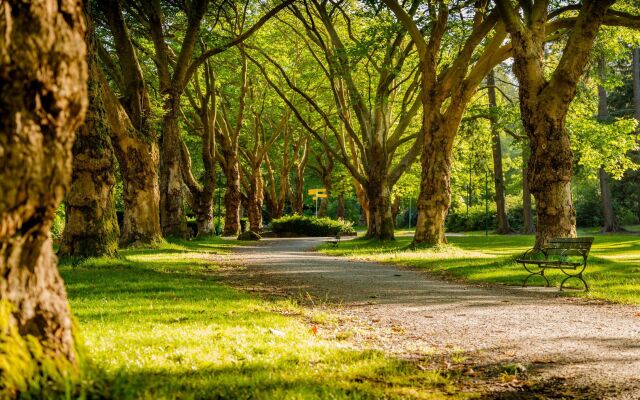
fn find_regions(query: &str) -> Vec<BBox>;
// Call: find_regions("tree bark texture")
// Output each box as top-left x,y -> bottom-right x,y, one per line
160,106 -> 189,238
222,151 -> 242,236
487,70 -> 511,234
336,193 -> 346,219
414,120 -> 455,245
364,163 -> 394,240
100,0 -> 162,246
60,24 -> 119,258
101,74 -> 162,246
247,168 -> 264,232
0,0 -> 87,364
521,148 -> 536,234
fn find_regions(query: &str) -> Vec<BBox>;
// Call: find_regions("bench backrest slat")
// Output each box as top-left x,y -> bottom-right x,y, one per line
545,237 -> 594,256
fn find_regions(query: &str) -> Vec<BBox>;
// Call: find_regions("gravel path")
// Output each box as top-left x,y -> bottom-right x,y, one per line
222,237 -> 640,399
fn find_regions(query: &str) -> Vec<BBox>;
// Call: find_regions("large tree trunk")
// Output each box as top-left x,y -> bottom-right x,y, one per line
522,148 -> 536,234
100,0 -> 162,247
247,168 -> 264,232
597,58 -> 621,232
523,106 -> 576,247
336,193 -> 346,219
160,104 -> 189,238
60,30 -> 119,258
0,0 -> 87,366
391,196 -> 401,229
365,170 -> 394,240
500,0 -> 612,247
487,70 -> 511,234
223,153 -> 242,236
414,120 -> 455,246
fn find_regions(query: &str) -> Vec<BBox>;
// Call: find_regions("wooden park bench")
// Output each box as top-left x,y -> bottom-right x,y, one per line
327,234 -> 341,247
517,237 -> 594,291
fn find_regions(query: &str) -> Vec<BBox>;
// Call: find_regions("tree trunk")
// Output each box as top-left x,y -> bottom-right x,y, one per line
365,169 -> 394,240
60,31 -> 119,258
501,0 -> 612,247
414,121 -> 454,246
0,0 -> 87,366
597,58 -> 621,233
523,96 -> 576,247
100,0 -> 162,247
487,70 -> 511,234
104,93 -> 162,246
223,153 -> 242,236
391,196 -> 401,229
336,193 -> 346,219
160,103 -> 189,238
247,168 -> 264,232
522,148 -> 536,234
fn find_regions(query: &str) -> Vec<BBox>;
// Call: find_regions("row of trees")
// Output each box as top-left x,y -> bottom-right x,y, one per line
2,0 -> 640,375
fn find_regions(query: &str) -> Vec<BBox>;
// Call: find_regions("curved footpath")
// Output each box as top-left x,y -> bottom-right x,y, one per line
220,237 -> 640,399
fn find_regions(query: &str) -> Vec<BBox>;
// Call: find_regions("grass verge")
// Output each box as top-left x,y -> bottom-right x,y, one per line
60,236 -> 474,399
318,231 -> 640,304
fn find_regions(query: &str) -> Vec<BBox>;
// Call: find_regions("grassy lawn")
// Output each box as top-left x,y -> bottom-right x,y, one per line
318,230 -> 640,305
60,237 -> 472,399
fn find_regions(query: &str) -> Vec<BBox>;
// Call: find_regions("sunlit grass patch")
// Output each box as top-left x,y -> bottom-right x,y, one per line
61,237 -> 472,399
318,231 -> 640,304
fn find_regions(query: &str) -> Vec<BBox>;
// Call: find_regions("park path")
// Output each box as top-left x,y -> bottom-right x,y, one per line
221,237 -> 640,399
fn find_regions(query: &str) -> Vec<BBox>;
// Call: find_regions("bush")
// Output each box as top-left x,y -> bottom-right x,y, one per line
51,206 -> 65,239
270,215 -> 355,236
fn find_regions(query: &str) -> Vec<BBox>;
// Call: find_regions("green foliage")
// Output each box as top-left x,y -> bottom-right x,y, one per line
0,300 -> 80,398
51,205 -> 65,240
270,215 -> 355,236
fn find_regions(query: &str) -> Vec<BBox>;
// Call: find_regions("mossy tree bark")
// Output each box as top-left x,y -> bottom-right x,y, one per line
0,0 -> 87,363
99,0 -> 162,246
60,9 -> 119,258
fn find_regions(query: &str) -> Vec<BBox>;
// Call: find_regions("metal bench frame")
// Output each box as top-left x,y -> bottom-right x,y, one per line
327,235 -> 341,247
517,237 -> 594,291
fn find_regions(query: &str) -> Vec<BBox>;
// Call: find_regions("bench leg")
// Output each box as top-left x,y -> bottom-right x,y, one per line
522,268 -> 549,288
560,274 -> 588,292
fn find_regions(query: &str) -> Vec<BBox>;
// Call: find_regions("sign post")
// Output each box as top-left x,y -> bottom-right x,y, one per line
308,188 -> 328,217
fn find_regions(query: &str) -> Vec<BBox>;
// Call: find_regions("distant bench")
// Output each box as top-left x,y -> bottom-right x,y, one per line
327,234 -> 341,247
517,237 -> 594,291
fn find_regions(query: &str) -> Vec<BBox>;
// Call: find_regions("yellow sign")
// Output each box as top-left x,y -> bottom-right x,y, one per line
315,193 -> 328,198
308,188 -> 326,195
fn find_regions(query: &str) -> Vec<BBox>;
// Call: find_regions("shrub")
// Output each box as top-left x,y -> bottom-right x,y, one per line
270,215 -> 355,236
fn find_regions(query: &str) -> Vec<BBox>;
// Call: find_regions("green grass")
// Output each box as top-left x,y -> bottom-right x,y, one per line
318,230 -> 640,304
60,236 -> 472,399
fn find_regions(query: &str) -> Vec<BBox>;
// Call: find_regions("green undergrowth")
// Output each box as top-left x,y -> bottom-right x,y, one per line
56,236 -> 472,399
318,231 -> 640,304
